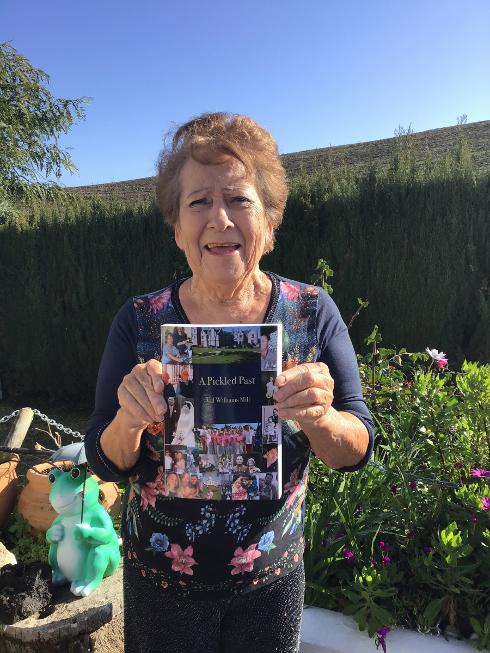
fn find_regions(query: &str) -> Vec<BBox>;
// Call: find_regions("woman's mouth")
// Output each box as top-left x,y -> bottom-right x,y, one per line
204,243 -> 241,256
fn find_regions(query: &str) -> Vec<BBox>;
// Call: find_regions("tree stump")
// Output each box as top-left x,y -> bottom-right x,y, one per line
0,564 -> 123,653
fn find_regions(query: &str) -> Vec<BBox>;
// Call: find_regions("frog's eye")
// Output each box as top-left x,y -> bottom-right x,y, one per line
48,473 -> 57,484
71,467 -> 81,479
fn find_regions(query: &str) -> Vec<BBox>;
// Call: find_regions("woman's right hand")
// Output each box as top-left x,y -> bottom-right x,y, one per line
116,359 -> 167,429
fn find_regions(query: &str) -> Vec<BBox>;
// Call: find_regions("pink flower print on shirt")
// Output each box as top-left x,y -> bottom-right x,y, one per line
148,288 -> 171,313
229,544 -> 262,575
139,467 -> 166,510
280,281 -> 301,301
165,543 -> 197,575
140,481 -> 160,510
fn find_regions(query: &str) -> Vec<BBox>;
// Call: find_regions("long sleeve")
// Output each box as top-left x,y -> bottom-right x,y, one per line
84,299 -> 139,482
316,290 -> 375,472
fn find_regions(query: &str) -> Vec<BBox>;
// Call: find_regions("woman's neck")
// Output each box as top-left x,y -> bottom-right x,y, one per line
178,269 -> 272,324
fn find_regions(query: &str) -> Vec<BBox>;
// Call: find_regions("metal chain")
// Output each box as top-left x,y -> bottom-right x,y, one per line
0,408 -> 84,439
0,410 -> 19,424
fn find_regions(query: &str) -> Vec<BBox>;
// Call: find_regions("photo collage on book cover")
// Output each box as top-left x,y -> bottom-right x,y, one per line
145,324 -> 281,500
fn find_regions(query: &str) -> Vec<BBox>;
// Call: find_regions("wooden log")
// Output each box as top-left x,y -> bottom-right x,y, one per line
0,409 -> 34,464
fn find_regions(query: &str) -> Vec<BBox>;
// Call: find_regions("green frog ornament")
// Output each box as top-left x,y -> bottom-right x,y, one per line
45,466 -> 121,596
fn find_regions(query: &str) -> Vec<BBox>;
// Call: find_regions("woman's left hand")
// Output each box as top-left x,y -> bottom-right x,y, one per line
273,362 -> 334,430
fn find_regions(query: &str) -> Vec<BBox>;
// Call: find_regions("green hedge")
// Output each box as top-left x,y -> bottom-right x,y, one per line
1,140 -> 488,400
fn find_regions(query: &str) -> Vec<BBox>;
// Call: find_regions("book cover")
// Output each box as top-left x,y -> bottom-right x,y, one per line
155,324 -> 282,500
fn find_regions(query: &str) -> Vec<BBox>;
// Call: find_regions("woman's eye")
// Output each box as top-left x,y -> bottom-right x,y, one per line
232,196 -> 249,204
189,198 -> 208,207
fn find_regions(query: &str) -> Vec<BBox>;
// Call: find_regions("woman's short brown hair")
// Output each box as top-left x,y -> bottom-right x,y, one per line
156,113 -> 287,250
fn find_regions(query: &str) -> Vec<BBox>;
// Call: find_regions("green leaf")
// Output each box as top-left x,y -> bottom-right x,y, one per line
423,597 -> 445,625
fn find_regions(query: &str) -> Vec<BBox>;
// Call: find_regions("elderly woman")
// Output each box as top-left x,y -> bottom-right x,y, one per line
85,112 -> 374,653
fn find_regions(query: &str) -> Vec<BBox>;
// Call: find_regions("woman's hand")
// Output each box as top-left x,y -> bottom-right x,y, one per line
117,359 -> 167,428
274,362 -> 370,469
273,362 -> 334,430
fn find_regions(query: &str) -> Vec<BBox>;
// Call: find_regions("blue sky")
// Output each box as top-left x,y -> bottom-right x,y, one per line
3,0 -> 489,186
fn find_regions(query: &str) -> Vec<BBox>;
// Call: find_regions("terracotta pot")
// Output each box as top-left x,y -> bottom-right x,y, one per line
0,455 -> 20,530
18,461 -> 121,534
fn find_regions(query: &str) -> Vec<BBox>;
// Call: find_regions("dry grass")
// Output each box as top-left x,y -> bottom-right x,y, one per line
68,120 -> 490,203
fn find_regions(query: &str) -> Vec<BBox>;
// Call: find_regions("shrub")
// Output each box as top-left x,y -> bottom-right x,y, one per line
304,340 -> 490,649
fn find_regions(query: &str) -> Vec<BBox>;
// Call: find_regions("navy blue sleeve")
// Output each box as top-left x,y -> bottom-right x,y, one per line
316,290 -> 375,472
84,299 -> 140,482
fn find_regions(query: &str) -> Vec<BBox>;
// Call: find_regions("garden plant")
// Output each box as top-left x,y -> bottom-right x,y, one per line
304,326 -> 490,651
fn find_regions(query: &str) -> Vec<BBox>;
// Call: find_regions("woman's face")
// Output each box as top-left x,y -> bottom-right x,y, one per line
175,156 -> 272,289
181,472 -> 190,485
167,473 -> 178,489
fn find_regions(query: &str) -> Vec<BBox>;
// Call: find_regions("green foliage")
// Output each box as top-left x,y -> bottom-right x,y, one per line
7,511 -> 49,563
304,343 -> 490,647
312,258 -> 334,295
1,132 -> 489,398
0,41 -> 90,209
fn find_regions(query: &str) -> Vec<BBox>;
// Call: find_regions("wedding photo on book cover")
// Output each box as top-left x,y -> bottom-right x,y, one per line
145,324 -> 283,501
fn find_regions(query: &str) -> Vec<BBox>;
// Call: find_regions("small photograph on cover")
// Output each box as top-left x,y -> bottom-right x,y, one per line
168,398 -> 196,447
257,472 -> 279,500
176,472 -> 202,499
200,473 -> 222,500
163,364 -> 194,407
260,326 -> 279,371
165,447 -> 187,475
262,443 -> 279,472
161,326 -> 193,364
231,474 -> 260,500
262,406 -> 280,444
192,326 -> 261,364
217,455 -> 233,479
231,453 -> 249,474
186,448 -> 201,474
163,471 -> 180,498
244,454 -> 262,474
261,372 -> 278,405
196,423 -> 259,456
198,453 -> 218,473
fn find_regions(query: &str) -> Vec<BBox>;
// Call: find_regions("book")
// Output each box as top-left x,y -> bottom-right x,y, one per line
155,323 -> 282,500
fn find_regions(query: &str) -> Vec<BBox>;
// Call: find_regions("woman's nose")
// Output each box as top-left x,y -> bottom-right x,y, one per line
208,198 -> 234,229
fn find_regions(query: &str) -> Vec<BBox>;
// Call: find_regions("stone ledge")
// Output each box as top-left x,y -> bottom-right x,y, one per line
300,606 -> 477,653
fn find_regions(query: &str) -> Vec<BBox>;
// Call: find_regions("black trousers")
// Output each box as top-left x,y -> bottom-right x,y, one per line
123,559 -> 305,653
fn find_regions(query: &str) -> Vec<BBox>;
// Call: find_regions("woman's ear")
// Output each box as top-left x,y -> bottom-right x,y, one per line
264,223 -> 274,254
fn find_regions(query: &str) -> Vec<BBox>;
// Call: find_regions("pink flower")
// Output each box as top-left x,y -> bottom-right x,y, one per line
471,468 -> 490,479
378,541 -> 390,551
165,543 -> 197,575
389,484 -> 398,494
229,544 -> 262,575
481,496 -> 490,511
148,288 -> 171,313
342,548 -> 355,561
280,281 -> 301,301
381,554 -> 391,566
375,627 -> 391,653
435,357 -> 448,369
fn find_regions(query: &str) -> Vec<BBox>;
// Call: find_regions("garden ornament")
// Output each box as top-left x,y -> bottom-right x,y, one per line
45,465 -> 120,597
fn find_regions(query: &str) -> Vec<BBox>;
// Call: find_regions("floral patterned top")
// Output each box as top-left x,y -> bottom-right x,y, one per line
85,272 -> 374,598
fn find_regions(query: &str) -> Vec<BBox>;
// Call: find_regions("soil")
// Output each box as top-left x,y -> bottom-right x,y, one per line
0,562 -> 53,625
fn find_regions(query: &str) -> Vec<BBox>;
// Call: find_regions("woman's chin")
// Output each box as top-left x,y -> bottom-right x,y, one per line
199,260 -> 250,286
